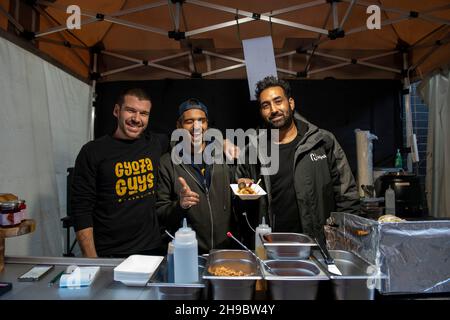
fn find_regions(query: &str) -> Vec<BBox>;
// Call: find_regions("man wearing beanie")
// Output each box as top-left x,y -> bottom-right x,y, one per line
156,98 -> 239,254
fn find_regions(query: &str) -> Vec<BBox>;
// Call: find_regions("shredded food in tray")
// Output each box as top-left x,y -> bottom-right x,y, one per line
238,187 -> 256,195
208,266 -> 253,276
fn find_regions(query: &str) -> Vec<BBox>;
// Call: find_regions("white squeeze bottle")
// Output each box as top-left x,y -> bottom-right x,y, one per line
255,217 -> 271,260
385,185 -> 396,215
174,218 -> 198,283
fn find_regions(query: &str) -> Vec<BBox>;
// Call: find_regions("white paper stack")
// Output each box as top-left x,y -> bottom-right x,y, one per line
114,255 -> 164,286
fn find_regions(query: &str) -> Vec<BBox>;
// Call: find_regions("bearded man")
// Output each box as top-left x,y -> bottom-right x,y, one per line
236,76 -> 359,245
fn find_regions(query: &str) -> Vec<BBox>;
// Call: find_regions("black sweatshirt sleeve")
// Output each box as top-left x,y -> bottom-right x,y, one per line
70,143 -> 98,231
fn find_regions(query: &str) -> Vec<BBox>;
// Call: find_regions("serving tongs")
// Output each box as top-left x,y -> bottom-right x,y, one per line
227,231 -> 278,276
315,237 -> 342,276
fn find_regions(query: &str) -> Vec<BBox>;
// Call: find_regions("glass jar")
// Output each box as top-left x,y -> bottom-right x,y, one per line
0,201 -> 21,227
17,200 -> 27,222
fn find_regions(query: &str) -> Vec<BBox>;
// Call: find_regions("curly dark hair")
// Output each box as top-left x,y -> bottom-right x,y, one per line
255,76 -> 291,101
116,88 -> 151,106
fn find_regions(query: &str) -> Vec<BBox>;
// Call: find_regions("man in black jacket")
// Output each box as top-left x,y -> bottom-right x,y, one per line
156,99 -> 238,254
236,76 -> 359,245
70,88 -> 166,257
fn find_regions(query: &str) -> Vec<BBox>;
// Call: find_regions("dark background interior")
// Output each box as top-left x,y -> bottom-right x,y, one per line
95,79 -> 403,174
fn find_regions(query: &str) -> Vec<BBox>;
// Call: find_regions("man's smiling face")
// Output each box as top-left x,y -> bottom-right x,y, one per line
178,108 -> 208,150
113,94 -> 151,140
259,86 -> 295,130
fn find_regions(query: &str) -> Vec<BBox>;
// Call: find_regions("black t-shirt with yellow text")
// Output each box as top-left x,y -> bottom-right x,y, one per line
71,133 -> 165,256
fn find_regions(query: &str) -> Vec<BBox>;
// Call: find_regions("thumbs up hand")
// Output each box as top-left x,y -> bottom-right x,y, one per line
178,177 -> 200,209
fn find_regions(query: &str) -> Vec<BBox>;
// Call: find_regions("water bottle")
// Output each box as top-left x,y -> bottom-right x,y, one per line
255,217 -> 271,260
385,185 -> 396,215
395,149 -> 403,169
174,218 -> 198,283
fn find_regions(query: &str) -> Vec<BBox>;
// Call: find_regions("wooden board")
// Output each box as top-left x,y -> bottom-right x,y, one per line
0,219 -> 36,272
0,219 -> 36,238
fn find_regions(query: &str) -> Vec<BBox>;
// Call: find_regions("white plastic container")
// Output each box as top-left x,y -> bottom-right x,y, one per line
114,255 -> 164,286
167,241 -> 175,283
255,217 -> 271,259
385,185 -> 396,215
174,218 -> 199,283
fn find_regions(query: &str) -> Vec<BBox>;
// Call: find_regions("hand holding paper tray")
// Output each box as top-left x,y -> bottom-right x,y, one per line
59,266 -> 100,288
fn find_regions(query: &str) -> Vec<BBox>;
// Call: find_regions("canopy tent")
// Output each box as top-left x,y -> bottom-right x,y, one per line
0,0 -> 449,82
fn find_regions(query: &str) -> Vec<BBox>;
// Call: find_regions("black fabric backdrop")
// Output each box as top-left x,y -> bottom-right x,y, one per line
95,79 -> 403,173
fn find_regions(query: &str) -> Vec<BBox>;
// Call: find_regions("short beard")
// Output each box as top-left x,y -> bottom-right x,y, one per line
266,108 -> 294,130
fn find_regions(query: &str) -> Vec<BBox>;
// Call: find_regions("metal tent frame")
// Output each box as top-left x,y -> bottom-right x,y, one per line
7,0 -> 442,80
1,1 -> 448,80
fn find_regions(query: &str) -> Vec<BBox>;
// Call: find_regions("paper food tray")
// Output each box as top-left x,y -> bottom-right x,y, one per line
230,184 -> 266,200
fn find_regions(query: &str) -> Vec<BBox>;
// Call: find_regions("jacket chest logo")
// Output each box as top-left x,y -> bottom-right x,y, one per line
310,153 -> 327,162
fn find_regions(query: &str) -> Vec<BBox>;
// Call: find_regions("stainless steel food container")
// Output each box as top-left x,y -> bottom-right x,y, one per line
147,256 -> 207,300
203,250 -> 262,300
312,250 -> 377,300
262,259 -> 328,300
262,233 -> 317,260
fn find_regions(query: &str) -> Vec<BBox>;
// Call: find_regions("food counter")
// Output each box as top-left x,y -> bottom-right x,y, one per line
0,256 -> 161,300
0,251 -> 375,300
2,212 -> 450,300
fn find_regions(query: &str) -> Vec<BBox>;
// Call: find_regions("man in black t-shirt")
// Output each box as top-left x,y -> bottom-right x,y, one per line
71,88 -> 166,257
236,76 -> 359,244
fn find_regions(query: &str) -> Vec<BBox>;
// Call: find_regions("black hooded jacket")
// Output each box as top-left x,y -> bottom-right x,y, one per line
235,114 -> 360,244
